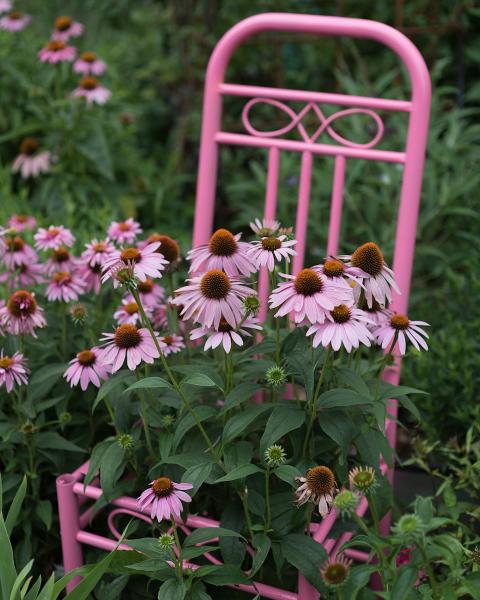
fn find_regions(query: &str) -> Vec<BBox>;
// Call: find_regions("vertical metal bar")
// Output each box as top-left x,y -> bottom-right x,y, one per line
56,474 -> 84,591
326,155 -> 346,256
292,151 -> 313,274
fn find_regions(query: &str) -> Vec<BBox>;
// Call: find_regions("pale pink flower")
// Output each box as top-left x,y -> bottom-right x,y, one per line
125,278 -> 165,308
46,271 -> 85,302
51,16 -> 83,42
0,1 -> 12,13
187,228 -> 255,276
102,243 -> 168,287
0,290 -> 46,336
269,268 -> 353,325
172,269 -> 253,329
137,477 -> 193,522
159,333 -> 185,356
151,304 -> 168,329
319,257 -> 364,289
73,51 -> 106,75
81,238 -> 116,267
34,225 -> 75,251
38,40 -> 76,64
99,324 -> 160,372
43,247 -> 77,275
1,235 -> 37,269
0,11 -> 31,32
295,465 -> 338,518
190,317 -> 261,353
113,298 -> 151,326
0,262 -> 45,289
12,138 -> 50,179
8,214 -> 36,232
63,347 -> 110,391
339,242 -> 400,308
107,218 -> 142,245
306,305 -> 373,352
0,350 -> 28,392
374,314 -> 429,355
73,76 -> 111,106
357,297 -> 393,330
247,235 -> 297,272
76,263 -> 101,294
250,217 -> 280,237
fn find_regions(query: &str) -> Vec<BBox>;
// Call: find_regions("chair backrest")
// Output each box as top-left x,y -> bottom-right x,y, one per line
192,13 -> 431,323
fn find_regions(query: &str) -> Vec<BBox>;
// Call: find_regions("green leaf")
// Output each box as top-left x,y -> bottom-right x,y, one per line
27,364 -> 66,402
391,566 -> 419,600
185,527 -> 245,547
84,439 -> 114,488
93,371 -> 134,412
124,377 -> 172,393
64,549 -> 120,600
35,500 -> 52,531
215,464 -> 263,483
173,406 -> 216,451
251,533 -> 271,576
5,476 -> 27,535
335,366 -> 372,398
180,545 -> 218,561
319,409 -> 358,459
182,462 -> 212,496
274,464 -> 302,486
397,395 -> 421,422
260,406 -> 305,454
182,373 -> 219,387
77,126 -> 113,180
157,579 -> 187,599
318,388 -> 372,409
380,383 -> 428,400
201,564 -> 250,586
9,560 -> 33,600
125,538 -> 170,559
100,443 -> 126,500
221,383 -> 261,413
287,352 -> 314,402
343,565 -> 377,599
36,432 -> 84,453
355,428 -> 392,469
222,404 -> 273,444
281,533 -> 328,591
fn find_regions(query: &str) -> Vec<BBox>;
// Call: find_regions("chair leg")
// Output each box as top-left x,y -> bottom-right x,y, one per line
56,474 -> 84,591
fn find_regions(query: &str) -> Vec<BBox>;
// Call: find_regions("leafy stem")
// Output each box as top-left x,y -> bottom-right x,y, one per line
302,346 -> 331,457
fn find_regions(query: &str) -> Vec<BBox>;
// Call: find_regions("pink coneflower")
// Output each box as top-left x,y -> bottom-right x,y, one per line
38,40 -> 76,64
0,1 -> 12,13
99,324 -> 160,372
73,51 -> 106,75
306,305 -> 373,352
51,16 -> 83,42
0,290 -> 46,336
320,554 -> 352,588
1,235 -> 37,269
187,228 -> 255,276
107,218 -> 142,245
357,296 -> 393,330
76,263 -> 101,294
12,138 -> 51,179
247,235 -> 297,272
8,214 -> 36,232
0,262 -> 45,289
127,278 -> 165,308
73,76 -> 111,106
339,242 -> 400,308
113,298 -> 151,326
137,477 -> 193,522
250,217 -> 280,237
34,225 -> 75,251
46,271 -> 85,302
319,257 -> 364,289
0,10 -> 31,32
44,247 -> 77,275
151,304 -> 168,329
159,333 -> 185,356
269,268 -> 353,325
374,314 -> 429,354
141,233 -> 181,268
0,351 -> 28,392
190,317 -> 261,353
172,269 -> 252,329
102,243 -> 168,287
81,238 -> 116,267
63,347 -> 110,391
295,465 -> 338,518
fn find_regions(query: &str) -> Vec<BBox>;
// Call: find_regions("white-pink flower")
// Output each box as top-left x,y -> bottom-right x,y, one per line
7,214 -> 36,232
43,247 -> 77,275
73,76 -> 111,106
269,268 -> 353,325
81,238 -> 116,267
247,235 -> 297,272
0,1 -> 12,13
0,350 -> 28,392
126,278 -> 164,308
63,347 -> 110,391
113,298 -> 151,326
250,217 -> 280,237
137,477 -> 193,522
102,243 -> 168,287
159,333 -> 185,356
51,16 -> 83,42
99,324 -> 160,372
34,225 -> 75,251
0,10 -> 31,32
46,271 -> 85,302
0,262 -> 45,289
190,317 -> 261,353
38,40 -> 76,64
107,218 -> 142,245
187,228 -> 255,276
319,257 -> 364,290
1,235 -> 37,269
0,290 -> 46,337
12,138 -> 50,179
172,269 -> 252,329
73,51 -> 106,75
306,305 -> 373,352
374,314 -> 429,355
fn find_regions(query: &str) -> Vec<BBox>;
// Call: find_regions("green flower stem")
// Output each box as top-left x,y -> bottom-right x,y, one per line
239,489 -> 255,541
336,588 -> 345,600
167,271 -> 179,334
61,303 -> 67,358
302,347 -> 331,457
135,370 -> 155,458
264,466 -> 272,531
171,520 -> 184,578
353,511 -> 387,590
418,541 -> 440,599
368,494 -> 381,536
103,395 -> 119,434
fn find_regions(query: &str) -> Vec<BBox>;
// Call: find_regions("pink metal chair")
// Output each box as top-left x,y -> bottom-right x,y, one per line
57,13 -> 430,598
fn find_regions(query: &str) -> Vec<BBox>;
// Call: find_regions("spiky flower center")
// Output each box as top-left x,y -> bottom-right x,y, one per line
147,233 -> 180,262
8,11 -> 22,19
261,236 -> 281,252
120,247 -> 141,263
352,470 -> 374,489
80,76 -> 98,90
53,271 -> 71,284
306,466 -> 335,495
163,335 -> 173,345
92,242 -> 106,253
119,222 -> 132,231
358,296 -> 382,312
331,305 -> 351,324
351,242 -> 383,276
208,229 -> 237,257
390,314 -> 409,330
124,302 -> 138,315
55,16 -> 73,31
152,477 -> 173,497
53,247 -> 70,262
8,291 -> 37,317
137,278 -> 154,293
15,215 -> 29,223
20,138 -> 39,155
324,563 -> 348,585
294,269 -> 323,296
200,270 -> 231,300
81,51 -> 96,62
47,228 -> 60,237
323,258 -> 344,278
46,40 -> 66,52
7,236 -> 24,252
77,350 -> 95,366
0,357 -> 13,369
218,318 -> 233,333
258,227 -> 273,237
114,324 -> 141,348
